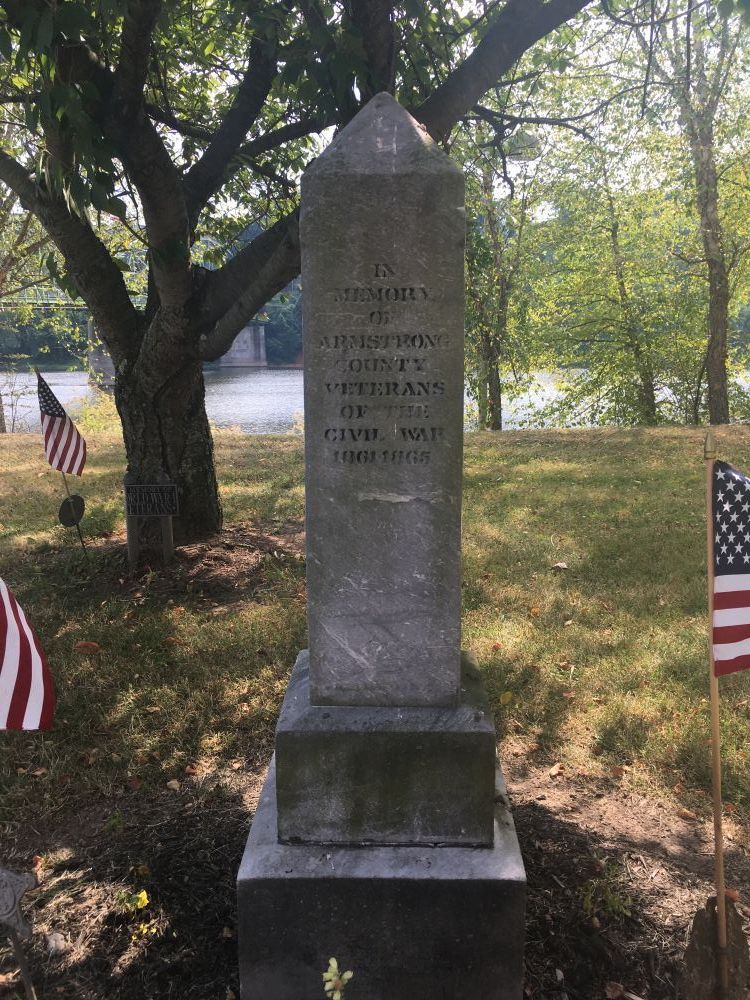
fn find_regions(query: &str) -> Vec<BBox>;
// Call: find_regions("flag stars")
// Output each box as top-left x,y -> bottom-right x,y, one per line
728,555 -> 735,564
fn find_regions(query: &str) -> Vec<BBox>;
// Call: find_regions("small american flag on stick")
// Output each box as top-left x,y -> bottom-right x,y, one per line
711,459 -> 750,676
0,578 -> 55,731
37,371 -> 86,476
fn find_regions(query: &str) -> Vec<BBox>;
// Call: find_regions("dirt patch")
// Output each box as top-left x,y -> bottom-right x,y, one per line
507,749 -> 750,999
2,749 -> 749,999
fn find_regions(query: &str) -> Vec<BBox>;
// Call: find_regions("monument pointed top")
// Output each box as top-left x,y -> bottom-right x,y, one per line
307,92 -> 459,176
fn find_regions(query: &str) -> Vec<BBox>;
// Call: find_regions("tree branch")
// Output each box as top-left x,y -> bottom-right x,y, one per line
0,149 -> 140,363
183,32 -> 282,228
415,0 -> 593,141
343,0 -> 395,98
197,212 -> 300,359
114,0 -> 162,110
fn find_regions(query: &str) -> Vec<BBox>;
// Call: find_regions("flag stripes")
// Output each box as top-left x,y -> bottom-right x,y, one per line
37,372 -> 87,476
41,412 -> 86,475
0,578 -> 54,730
711,460 -> 750,677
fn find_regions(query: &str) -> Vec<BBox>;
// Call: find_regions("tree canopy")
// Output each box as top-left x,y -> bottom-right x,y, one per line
0,0 -> 747,537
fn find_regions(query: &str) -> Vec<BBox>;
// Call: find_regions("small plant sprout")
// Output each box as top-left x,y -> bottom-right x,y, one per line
322,957 -> 353,999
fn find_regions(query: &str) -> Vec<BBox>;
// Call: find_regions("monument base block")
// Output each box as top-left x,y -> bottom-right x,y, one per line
276,650 -> 497,846
237,759 -> 526,1000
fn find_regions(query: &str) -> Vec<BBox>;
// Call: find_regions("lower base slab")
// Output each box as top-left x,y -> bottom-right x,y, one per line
237,758 -> 526,1000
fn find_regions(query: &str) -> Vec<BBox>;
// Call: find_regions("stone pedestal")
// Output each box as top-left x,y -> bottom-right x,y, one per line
238,760 -> 526,1000
275,651 -> 496,846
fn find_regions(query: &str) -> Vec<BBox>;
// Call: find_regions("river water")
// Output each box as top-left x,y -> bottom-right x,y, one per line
1,368 -> 560,434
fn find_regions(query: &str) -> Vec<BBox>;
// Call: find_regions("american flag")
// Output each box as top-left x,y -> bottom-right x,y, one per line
712,459 -> 750,676
0,578 -> 55,730
37,372 -> 86,476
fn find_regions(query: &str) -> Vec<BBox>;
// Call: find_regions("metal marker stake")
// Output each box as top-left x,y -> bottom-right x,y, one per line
8,930 -> 38,1000
61,471 -> 87,557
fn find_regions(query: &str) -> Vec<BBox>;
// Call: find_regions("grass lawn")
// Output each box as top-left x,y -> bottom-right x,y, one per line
1,424 -> 749,997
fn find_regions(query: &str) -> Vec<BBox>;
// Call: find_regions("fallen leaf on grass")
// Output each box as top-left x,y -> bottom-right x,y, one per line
563,619 -> 573,627
166,779 -> 181,792
548,762 -> 564,779
145,706 -> 162,714
562,691 -> 575,700
126,777 -> 143,791
610,766 -> 625,779
74,640 -> 100,653
492,642 -> 502,652
31,767 -> 48,778
605,984 -> 624,1000
552,562 -> 569,571
724,802 -> 736,815
676,807 -> 699,822
529,606 -> 541,617
47,932 -> 67,954
184,763 -> 199,776
672,782 -> 685,795
726,887 -> 740,902
500,691 -> 513,706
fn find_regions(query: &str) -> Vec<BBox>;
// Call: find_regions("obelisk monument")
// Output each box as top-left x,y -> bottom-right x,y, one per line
237,93 -> 525,1000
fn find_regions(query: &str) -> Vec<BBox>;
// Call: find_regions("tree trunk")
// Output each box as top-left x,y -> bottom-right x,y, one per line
689,120 -> 730,424
480,328 -> 503,431
0,393 -> 6,434
603,179 -> 658,426
476,369 -> 488,428
115,352 -> 222,543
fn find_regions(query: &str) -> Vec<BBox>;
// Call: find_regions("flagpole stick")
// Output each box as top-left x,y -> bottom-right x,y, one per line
705,429 -> 729,996
60,471 -> 87,557
8,931 -> 39,1000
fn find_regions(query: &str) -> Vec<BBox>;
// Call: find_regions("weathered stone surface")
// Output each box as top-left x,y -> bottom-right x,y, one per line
238,759 -> 526,1000
682,897 -> 750,999
300,92 -> 465,708
275,650 -> 496,846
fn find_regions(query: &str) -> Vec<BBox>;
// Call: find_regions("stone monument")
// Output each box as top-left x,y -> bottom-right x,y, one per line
237,92 -> 525,1000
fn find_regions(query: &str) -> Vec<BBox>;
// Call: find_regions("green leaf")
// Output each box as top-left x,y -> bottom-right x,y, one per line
35,8 -> 54,51
55,4 -> 91,40
105,196 -> 128,222
0,26 -> 12,60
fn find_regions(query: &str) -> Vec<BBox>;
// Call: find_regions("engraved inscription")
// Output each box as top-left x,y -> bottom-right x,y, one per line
319,262 -> 449,465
